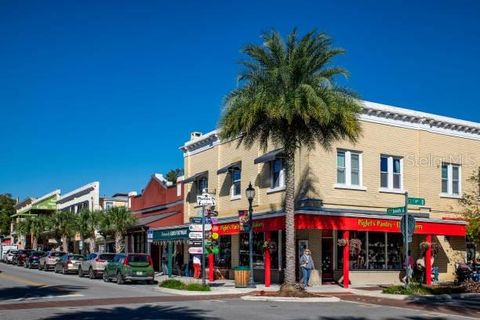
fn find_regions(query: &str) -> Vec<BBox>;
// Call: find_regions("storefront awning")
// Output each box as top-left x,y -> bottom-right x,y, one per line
217,161 -> 241,174
183,171 -> 208,183
254,148 -> 284,164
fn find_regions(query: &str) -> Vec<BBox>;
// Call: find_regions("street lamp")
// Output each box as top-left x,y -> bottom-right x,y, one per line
245,182 -> 256,288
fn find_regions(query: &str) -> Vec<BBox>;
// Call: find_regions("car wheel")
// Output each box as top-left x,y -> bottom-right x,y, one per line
45,264 -> 49,272
147,280 -> 154,285
89,268 -> 95,279
116,272 -> 124,285
103,272 -> 110,282
62,267 -> 66,275
78,267 -> 83,277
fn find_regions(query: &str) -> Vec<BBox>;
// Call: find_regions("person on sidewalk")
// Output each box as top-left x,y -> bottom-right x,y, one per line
193,255 -> 201,279
299,249 -> 315,288
402,250 -> 414,283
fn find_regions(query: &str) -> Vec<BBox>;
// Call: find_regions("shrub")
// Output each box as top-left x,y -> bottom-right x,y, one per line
159,279 -> 210,291
383,283 -> 465,295
185,283 -> 211,291
462,280 -> 480,293
160,279 -> 184,290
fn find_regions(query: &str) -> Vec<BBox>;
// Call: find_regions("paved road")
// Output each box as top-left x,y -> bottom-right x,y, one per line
0,262 -> 476,320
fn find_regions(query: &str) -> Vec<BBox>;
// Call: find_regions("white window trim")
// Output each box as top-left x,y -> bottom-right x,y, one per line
440,163 -> 462,197
230,169 -> 242,200
269,159 -> 285,191
335,150 -> 365,189
380,155 -> 404,192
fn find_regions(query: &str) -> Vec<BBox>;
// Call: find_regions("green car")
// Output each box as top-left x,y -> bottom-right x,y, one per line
103,253 -> 155,285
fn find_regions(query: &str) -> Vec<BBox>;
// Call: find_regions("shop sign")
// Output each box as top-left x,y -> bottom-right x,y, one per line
153,227 -> 189,241
197,193 -> 216,206
188,232 -> 203,239
32,196 -> 57,210
188,247 -> 203,254
147,230 -> 153,243
188,224 -> 212,232
188,240 -> 203,247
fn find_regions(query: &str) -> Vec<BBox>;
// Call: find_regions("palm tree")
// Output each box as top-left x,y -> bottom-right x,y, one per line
54,210 -> 78,252
77,209 -> 100,254
102,207 -> 135,253
15,217 -> 33,248
219,29 -> 362,291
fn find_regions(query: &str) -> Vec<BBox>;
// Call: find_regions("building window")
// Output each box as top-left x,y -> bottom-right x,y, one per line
441,163 -> 461,196
105,202 -> 113,210
380,156 -> 403,190
271,158 -> 285,189
240,232 -> 264,267
216,235 -> 231,268
197,177 -> 208,194
336,150 -> 362,187
336,231 -> 403,270
231,168 -> 241,197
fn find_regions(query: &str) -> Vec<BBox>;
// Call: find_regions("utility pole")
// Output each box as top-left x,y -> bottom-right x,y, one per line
404,191 -> 409,288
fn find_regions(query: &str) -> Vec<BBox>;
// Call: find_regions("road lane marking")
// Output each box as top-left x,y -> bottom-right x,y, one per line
0,272 -> 47,287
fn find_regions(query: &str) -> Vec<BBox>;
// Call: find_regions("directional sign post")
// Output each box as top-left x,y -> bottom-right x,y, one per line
386,207 -> 406,215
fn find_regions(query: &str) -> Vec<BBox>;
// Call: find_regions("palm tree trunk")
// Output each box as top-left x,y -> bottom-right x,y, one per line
283,145 -> 296,287
115,232 -> 124,253
89,234 -> 96,253
31,232 -> 37,250
62,235 -> 68,252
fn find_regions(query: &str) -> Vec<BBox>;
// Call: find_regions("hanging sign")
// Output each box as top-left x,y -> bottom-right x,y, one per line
189,224 -> 212,232
188,247 -> 203,254
197,193 -> 216,206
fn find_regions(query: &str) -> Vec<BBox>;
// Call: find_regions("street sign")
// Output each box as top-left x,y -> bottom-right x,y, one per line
188,232 -> 203,239
196,193 -> 216,206
400,215 -> 416,242
408,197 -> 425,206
386,207 -> 406,215
188,240 -> 203,247
188,224 -> 212,232
190,217 -> 203,224
188,247 -> 203,254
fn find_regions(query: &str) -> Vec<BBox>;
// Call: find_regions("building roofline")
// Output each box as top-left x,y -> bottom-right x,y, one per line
58,181 -> 99,203
31,189 -> 61,206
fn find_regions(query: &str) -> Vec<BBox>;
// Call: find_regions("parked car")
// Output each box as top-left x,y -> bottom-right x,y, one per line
54,254 -> 85,274
14,249 -> 33,266
24,251 -> 46,269
3,249 -> 18,264
103,253 -> 154,284
79,252 -> 116,279
39,251 -> 67,271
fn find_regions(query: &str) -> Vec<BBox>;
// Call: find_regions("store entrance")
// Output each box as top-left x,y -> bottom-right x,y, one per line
321,238 -> 334,282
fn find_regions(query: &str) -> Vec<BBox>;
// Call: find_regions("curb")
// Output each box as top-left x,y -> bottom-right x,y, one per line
241,295 -> 340,303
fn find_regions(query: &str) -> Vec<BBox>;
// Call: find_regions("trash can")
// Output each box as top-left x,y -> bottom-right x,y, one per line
234,266 -> 250,288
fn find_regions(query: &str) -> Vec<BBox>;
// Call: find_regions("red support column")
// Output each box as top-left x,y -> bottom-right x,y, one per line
343,230 -> 350,289
425,234 -> 432,286
264,232 -> 271,287
208,253 -> 214,282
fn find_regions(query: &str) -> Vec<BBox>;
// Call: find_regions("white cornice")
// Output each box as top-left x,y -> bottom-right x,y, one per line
180,100 -> 480,155
59,182 -> 99,201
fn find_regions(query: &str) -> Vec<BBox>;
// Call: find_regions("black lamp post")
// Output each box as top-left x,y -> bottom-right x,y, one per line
245,182 -> 256,288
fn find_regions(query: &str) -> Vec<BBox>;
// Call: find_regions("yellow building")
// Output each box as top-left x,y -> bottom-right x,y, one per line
181,101 -> 475,285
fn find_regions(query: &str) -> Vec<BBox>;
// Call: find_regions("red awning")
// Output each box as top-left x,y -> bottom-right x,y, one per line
212,212 -> 466,237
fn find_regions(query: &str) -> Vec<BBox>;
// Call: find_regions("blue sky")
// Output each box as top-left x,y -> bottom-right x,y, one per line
1,0 -> 479,200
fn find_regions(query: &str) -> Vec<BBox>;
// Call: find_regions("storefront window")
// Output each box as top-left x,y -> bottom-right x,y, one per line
337,231 -> 404,271
269,231 -> 279,269
349,231 -> 367,270
216,235 -> 231,268
387,233 -> 403,270
239,232 -> 264,267
368,232 -> 385,269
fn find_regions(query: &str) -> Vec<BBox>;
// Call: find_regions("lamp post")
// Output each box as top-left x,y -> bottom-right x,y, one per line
245,182 -> 256,288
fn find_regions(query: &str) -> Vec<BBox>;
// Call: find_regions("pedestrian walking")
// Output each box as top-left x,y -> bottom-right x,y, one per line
299,249 -> 315,288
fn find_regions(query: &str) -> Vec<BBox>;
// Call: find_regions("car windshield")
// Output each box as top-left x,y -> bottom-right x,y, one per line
99,254 -> 115,261
128,255 -> 148,262
51,252 -> 66,257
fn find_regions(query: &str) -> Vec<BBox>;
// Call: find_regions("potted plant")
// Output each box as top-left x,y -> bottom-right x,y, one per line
337,238 -> 348,247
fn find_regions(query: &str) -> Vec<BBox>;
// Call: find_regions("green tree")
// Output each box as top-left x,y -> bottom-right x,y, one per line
54,210 -> 79,252
77,209 -> 100,254
165,168 -> 184,184
101,207 -> 135,253
459,168 -> 480,245
219,29 -> 361,290
0,193 -> 16,235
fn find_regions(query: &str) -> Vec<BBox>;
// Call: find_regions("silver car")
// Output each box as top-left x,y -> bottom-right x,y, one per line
79,252 -> 116,279
54,254 -> 85,274
39,251 -> 66,271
